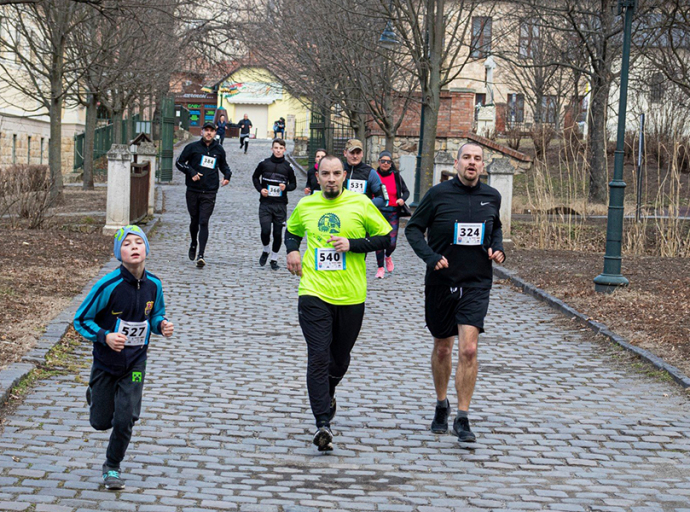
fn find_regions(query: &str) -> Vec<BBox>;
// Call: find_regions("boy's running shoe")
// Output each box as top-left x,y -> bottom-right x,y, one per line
102,464 -> 125,490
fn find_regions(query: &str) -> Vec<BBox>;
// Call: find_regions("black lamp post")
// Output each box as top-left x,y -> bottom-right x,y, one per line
594,0 -> 636,293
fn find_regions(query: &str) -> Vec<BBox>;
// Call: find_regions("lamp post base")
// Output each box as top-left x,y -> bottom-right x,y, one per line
593,273 -> 629,294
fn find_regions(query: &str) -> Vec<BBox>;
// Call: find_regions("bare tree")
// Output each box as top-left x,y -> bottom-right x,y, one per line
70,0 -> 186,188
640,0 -> 690,103
381,0 -> 493,198
0,0 -> 97,202
510,0 -> 658,203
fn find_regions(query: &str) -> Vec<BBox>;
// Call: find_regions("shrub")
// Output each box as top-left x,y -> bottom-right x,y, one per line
0,165 -> 54,229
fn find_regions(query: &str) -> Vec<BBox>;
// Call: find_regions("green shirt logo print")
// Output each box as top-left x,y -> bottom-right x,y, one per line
318,213 -> 341,235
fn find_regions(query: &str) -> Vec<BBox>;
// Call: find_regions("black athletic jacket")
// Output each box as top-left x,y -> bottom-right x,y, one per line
74,265 -> 166,375
343,161 -> 386,208
175,138 -> 232,193
305,165 -> 320,193
252,155 -> 297,205
405,176 -> 504,289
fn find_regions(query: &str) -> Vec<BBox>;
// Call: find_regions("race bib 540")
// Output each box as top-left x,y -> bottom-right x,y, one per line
454,222 -> 485,246
315,248 -> 346,271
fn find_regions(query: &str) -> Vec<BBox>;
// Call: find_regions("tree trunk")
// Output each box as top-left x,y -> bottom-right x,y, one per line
418,0 -> 443,200
385,133 -> 395,152
419,89 -> 439,200
82,95 -> 98,190
587,74 -> 611,203
49,85 -> 64,205
112,110 -> 123,145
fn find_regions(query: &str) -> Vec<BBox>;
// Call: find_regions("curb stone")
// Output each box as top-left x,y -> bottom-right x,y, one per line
0,213 -> 162,407
494,264 -> 690,389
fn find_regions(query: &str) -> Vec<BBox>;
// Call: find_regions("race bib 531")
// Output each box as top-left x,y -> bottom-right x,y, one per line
348,179 -> 367,194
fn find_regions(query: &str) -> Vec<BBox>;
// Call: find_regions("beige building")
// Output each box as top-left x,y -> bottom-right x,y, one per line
0,22 -> 85,172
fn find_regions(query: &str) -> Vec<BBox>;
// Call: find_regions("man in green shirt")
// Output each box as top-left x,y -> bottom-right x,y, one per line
285,155 -> 392,452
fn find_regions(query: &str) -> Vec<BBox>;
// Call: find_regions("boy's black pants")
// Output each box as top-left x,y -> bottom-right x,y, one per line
89,362 -> 146,468
298,295 -> 365,427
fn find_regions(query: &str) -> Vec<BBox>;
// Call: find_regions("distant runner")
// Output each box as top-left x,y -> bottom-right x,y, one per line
252,138 -> 297,270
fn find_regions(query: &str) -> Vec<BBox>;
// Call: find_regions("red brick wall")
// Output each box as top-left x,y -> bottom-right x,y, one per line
369,91 -> 475,137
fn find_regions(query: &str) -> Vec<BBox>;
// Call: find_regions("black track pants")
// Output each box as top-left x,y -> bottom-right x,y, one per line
186,190 -> 216,256
259,202 -> 287,254
88,361 -> 146,468
298,295 -> 365,426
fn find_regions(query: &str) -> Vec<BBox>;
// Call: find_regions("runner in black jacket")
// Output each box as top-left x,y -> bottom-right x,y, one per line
304,148 -> 326,195
405,143 -> 505,444
175,122 -> 231,267
341,139 -> 386,208
252,138 -> 297,269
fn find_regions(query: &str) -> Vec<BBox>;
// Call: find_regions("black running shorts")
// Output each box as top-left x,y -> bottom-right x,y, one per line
425,285 -> 491,338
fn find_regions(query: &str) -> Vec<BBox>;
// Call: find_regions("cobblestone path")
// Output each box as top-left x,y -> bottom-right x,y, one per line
0,140 -> 689,511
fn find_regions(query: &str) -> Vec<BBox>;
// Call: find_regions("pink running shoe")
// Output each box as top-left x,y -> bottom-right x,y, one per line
375,267 -> 385,279
385,257 -> 394,272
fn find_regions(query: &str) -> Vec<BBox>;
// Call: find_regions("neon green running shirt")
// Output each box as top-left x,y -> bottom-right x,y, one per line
286,189 -> 392,305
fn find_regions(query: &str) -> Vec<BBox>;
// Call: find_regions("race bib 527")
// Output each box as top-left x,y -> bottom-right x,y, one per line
116,319 -> 149,347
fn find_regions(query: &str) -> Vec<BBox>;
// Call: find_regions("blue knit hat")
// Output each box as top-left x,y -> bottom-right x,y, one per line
113,225 -> 150,261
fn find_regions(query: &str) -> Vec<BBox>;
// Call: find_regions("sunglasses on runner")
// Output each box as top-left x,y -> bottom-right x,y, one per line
379,159 -> 392,164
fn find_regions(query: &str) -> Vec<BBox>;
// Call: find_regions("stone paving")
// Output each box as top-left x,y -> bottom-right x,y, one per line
0,139 -> 689,512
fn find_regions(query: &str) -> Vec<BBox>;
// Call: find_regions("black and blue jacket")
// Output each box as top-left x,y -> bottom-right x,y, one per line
74,265 -> 166,375
343,161 -> 386,208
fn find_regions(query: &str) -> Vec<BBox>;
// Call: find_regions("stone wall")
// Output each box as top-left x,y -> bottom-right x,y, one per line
366,131 -> 531,176
0,115 -> 82,172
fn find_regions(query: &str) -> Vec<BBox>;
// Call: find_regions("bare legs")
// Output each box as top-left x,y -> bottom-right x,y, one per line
431,325 -> 479,409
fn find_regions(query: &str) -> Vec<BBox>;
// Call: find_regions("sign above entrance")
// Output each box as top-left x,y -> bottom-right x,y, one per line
221,81 -> 283,105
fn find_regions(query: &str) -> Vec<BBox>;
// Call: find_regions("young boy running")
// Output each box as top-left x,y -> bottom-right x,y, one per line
74,225 -> 174,490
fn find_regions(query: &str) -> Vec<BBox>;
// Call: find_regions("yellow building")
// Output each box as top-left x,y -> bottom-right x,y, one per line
211,66 -> 310,140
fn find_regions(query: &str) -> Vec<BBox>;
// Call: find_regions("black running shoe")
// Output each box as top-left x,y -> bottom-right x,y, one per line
102,464 -> 125,490
327,397 -> 337,422
188,244 -> 197,261
259,252 -> 269,266
312,426 -> 333,452
196,255 -> 206,268
270,260 -> 279,270
431,400 -> 449,433
453,416 -> 476,443
86,387 -> 91,406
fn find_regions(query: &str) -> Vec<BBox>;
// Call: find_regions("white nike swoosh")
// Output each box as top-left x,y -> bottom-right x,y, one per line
481,202 -> 490,206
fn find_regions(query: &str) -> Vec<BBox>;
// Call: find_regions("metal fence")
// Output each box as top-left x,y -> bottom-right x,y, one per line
307,112 -> 355,168
73,123 -> 114,172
